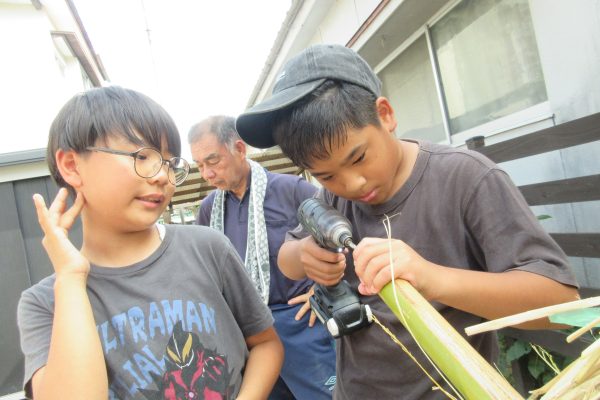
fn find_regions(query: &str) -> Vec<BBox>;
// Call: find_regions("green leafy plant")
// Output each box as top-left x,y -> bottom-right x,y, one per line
497,333 -> 575,392
494,214 -> 571,390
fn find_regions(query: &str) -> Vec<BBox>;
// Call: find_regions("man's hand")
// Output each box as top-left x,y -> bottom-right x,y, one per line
288,286 -> 317,327
33,188 -> 89,279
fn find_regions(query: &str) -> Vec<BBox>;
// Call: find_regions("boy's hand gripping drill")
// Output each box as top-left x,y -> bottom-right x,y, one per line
297,198 -> 373,338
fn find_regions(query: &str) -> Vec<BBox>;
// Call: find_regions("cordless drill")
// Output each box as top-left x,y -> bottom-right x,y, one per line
297,198 -> 372,338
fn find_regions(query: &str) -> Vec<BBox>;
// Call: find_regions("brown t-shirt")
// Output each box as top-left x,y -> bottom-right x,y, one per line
287,140 -> 577,399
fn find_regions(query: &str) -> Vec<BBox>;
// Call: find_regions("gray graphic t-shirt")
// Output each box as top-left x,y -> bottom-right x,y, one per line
18,224 -> 273,399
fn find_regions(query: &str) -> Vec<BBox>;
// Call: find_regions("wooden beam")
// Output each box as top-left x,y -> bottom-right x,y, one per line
550,233 -> 600,258
172,148 -> 302,204
51,31 -> 102,87
172,186 -> 213,198
250,150 -> 291,163
519,174 -> 600,206
474,112 -> 600,163
65,0 -> 109,81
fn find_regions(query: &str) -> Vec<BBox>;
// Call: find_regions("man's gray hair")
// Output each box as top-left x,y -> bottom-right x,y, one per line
188,115 -> 241,149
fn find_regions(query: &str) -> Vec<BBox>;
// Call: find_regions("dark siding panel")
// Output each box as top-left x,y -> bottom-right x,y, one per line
0,176 -> 83,396
0,182 -> 31,395
14,178 -> 54,284
13,178 -> 83,285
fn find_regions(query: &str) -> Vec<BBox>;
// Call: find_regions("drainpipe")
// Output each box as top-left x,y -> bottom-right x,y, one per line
65,0 -> 110,81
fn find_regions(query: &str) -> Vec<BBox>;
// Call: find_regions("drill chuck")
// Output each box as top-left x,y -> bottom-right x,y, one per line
297,198 -> 356,250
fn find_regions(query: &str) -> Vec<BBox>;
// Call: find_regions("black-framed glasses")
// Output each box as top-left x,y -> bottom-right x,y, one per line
87,146 -> 190,186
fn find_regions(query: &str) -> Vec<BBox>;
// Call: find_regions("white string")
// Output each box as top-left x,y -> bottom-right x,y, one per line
382,214 -> 463,400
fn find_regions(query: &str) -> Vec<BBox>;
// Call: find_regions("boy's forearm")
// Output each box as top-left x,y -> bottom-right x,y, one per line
238,327 -> 283,400
278,240 -> 308,280
431,268 -> 579,328
34,276 -> 107,399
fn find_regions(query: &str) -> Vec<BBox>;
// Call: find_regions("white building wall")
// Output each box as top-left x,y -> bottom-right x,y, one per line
530,0 -> 600,124
0,3 -> 83,155
307,0 -> 381,45
504,0 -> 600,280
252,0 -> 382,104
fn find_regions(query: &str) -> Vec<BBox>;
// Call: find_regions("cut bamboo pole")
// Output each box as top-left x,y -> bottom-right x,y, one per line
528,340 -> 600,399
465,297 -> 600,337
379,279 -> 522,400
567,315 -> 600,343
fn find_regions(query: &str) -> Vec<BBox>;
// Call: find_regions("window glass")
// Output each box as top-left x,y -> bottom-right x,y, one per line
431,0 -> 547,134
379,36 -> 446,142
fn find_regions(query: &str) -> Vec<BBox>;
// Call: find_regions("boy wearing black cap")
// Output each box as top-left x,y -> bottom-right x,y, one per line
236,44 -> 579,399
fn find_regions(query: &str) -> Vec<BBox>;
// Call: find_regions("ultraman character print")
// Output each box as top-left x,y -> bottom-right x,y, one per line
139,321 -> 234,399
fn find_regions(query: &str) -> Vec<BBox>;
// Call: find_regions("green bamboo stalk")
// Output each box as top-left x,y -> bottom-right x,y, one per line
379,279 -> 523,400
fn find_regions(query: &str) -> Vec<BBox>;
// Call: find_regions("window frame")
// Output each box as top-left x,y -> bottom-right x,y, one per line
371,0 -> 553,146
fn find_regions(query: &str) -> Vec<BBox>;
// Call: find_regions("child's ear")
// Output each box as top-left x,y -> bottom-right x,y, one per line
55,149 -> 83,189
376,97 -> 398,134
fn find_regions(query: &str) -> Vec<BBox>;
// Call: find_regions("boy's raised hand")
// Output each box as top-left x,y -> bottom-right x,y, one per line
353,237 -> 435,297
33,188 -> 89,279
298,236 -> 346,286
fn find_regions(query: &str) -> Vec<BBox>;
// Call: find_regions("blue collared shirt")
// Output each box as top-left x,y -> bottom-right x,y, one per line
197,170 -> 317,305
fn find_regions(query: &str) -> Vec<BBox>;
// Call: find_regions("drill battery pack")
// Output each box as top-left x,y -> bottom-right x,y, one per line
310,280 -> 373,338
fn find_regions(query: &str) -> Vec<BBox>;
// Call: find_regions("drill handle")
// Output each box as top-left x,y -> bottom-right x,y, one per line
323,281 -> 347,295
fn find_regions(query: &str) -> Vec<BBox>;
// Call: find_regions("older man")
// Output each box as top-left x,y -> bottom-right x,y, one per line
188,116 -> 336,399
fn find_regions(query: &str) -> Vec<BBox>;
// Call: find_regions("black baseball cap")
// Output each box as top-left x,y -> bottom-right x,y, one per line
236,44 -> 382,149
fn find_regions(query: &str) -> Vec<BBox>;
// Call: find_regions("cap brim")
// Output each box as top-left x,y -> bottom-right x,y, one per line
236,78 -> 326,148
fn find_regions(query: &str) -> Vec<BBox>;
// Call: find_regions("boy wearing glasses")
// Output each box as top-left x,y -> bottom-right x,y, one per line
17,86 -> 283,399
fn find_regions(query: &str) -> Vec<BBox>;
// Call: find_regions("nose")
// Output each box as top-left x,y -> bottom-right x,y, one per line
343,172 -> 367,194
201,167 -> 216,180
149,162 -> 170,185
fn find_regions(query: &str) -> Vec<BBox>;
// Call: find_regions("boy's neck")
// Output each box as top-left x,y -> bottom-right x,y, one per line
391,140 -> 419,196
80,223 -> 162,268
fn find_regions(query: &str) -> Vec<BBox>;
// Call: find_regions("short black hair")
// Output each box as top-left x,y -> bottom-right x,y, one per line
272,80 -> 380,169
47,86 -> 181,191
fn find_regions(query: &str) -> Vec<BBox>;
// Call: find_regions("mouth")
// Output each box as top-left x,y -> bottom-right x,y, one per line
209,180 -> 225,188
136,194 -> 165,206
357,189 -> 377,203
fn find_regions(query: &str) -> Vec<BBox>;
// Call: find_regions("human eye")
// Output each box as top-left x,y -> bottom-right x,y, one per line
136,148 -> 160,165
206,157 -> 221,167
353,151 -> 366,165
134,148 -> 149,160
